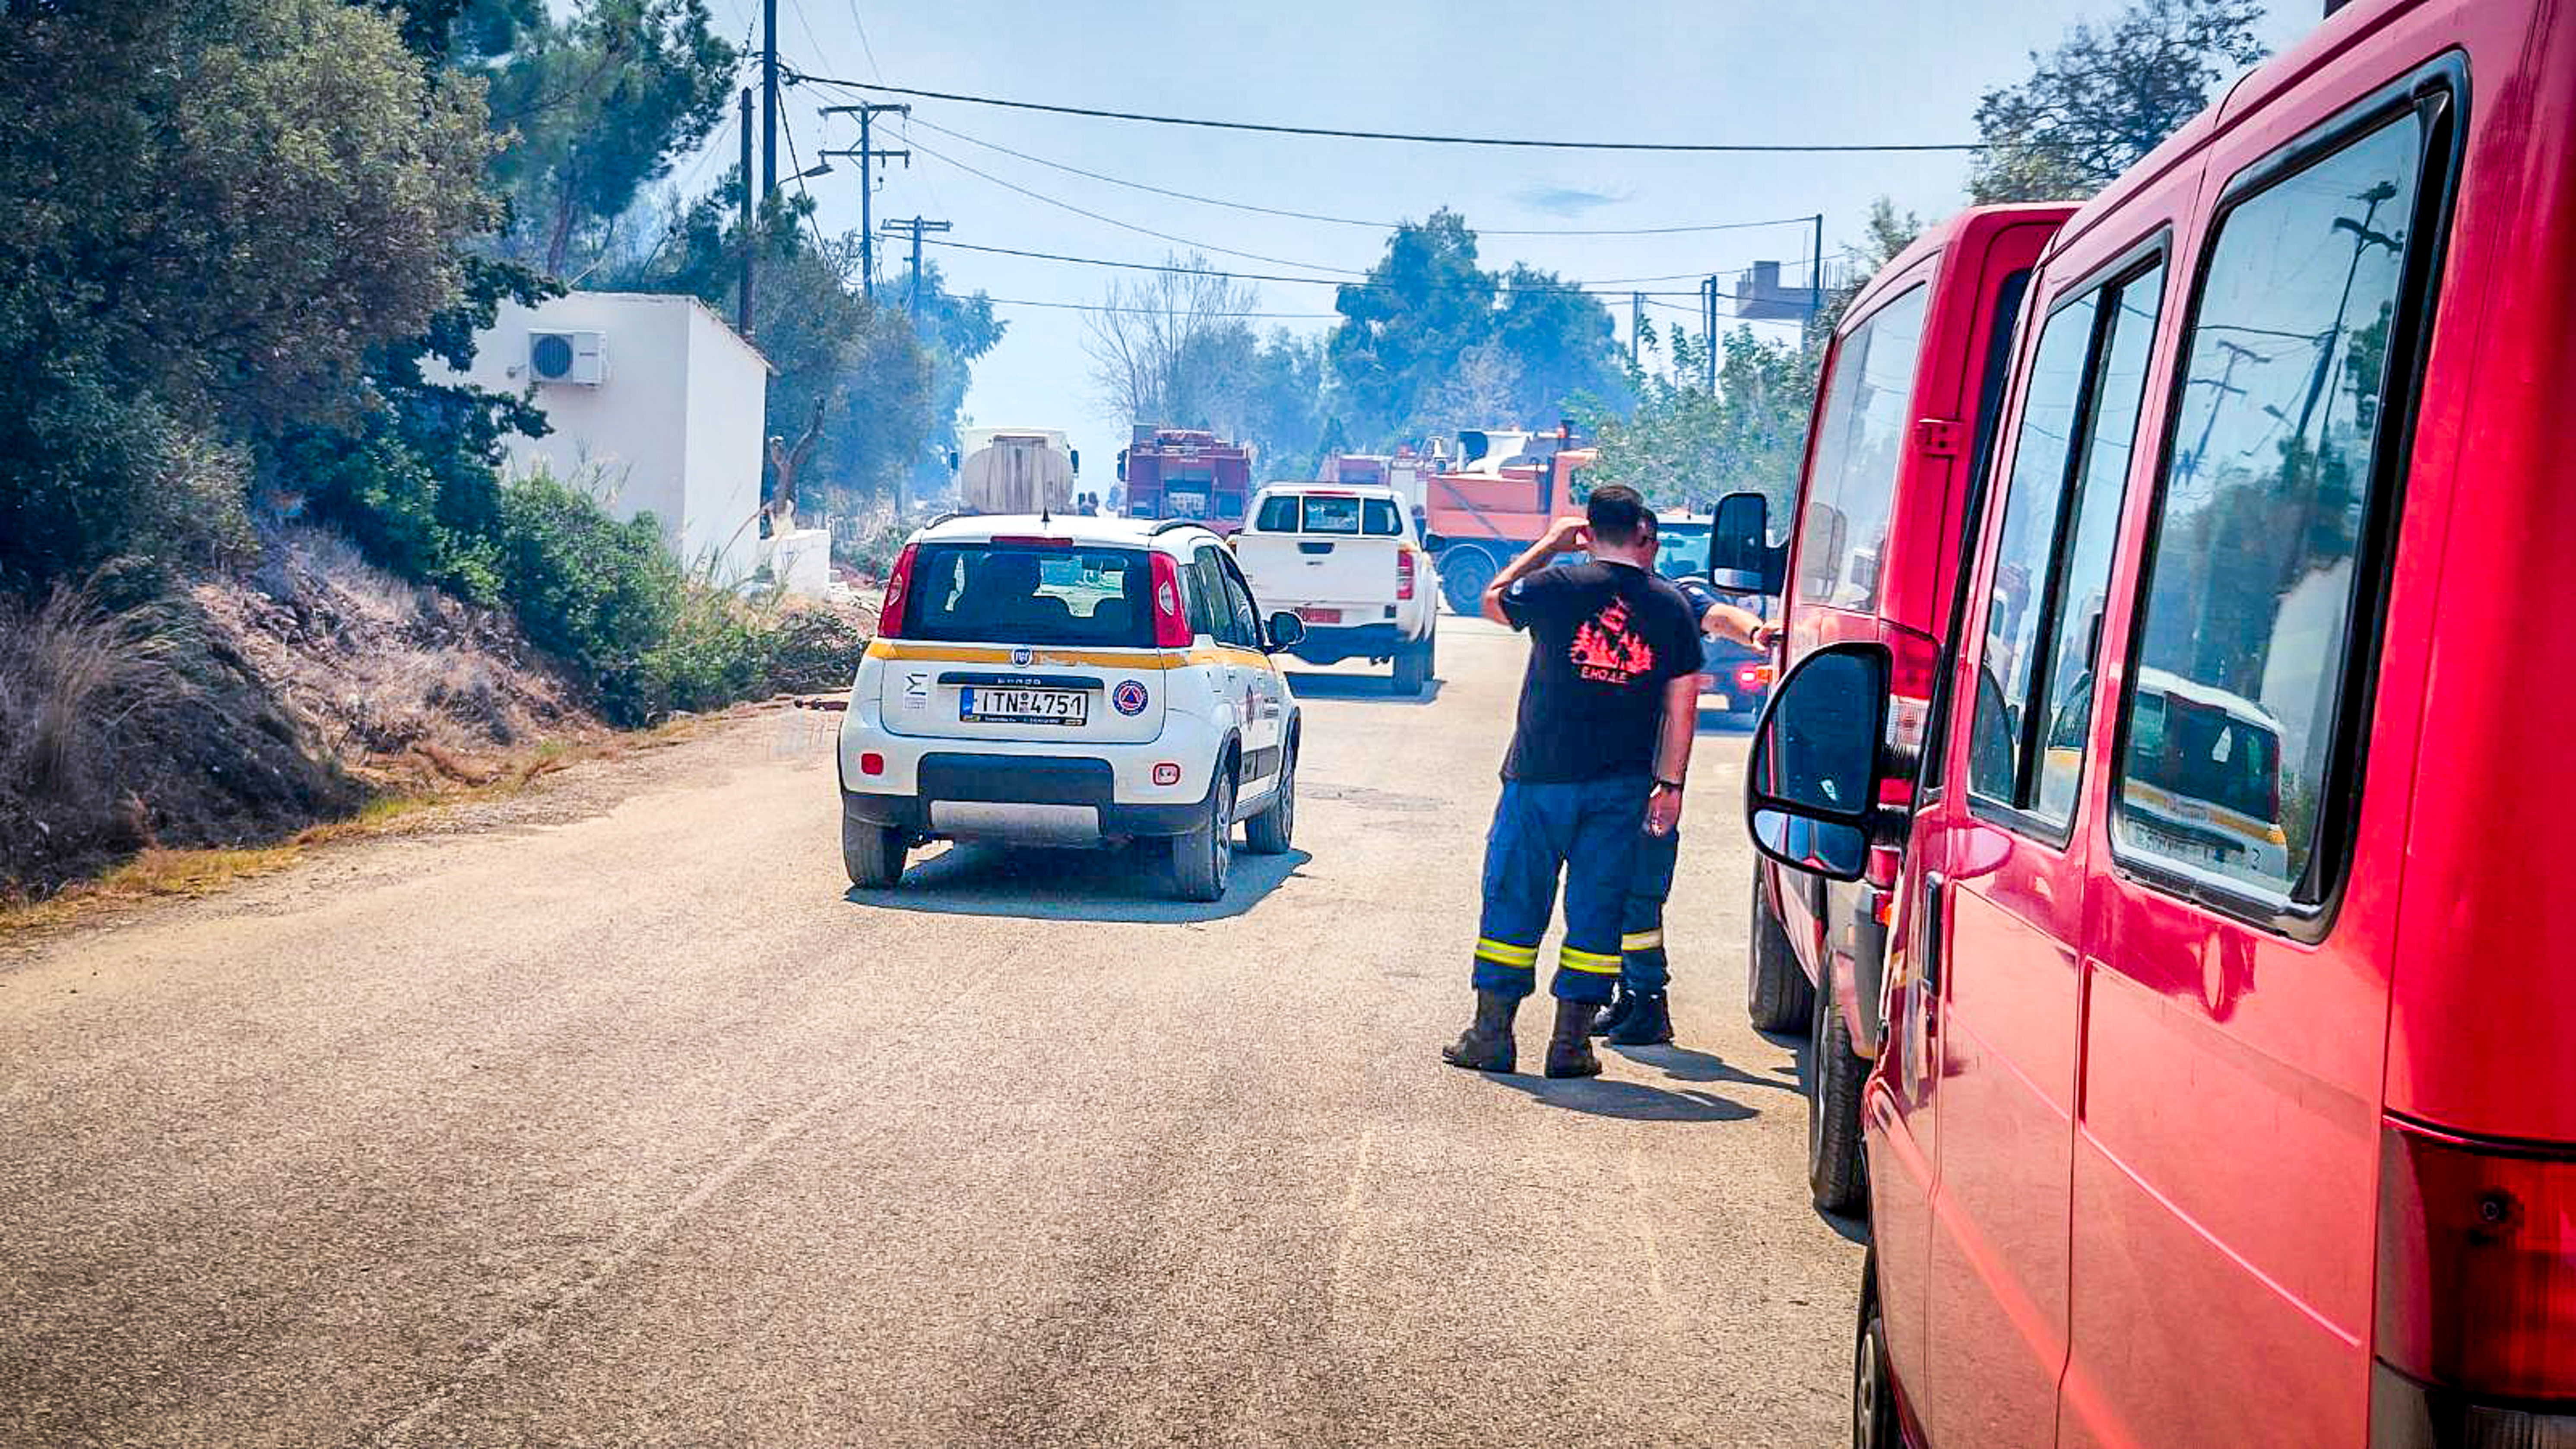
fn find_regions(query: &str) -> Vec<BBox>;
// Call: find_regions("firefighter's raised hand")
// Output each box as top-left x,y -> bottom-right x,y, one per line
1542,516 -> 1591,555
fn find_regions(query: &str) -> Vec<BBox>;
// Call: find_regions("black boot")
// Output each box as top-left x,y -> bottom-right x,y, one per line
1606,990 -> 1673,1046
1544,998 -> 1603,1079
1591,985 -> 1635,1038
1441,989 -> 1520,1073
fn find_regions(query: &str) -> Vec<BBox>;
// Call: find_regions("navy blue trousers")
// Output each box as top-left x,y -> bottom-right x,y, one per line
1473,776 -> 1650,1005
1620,824 -> 1680,995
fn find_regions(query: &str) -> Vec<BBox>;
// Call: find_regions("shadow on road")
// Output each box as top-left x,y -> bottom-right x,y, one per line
1696,706 -> 1757,736
846,842 -> 1310,924
1283,672 -> 1445,705
1610,1043 -> 1802,1096
1487,1073 -> 1759,1122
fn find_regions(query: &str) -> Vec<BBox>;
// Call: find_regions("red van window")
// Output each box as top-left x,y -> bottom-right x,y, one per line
1797,285 -> 1930,611
2119,111 -> 2432,900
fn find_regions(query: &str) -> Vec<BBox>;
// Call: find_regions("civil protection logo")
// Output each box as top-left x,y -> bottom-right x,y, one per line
1112,679 -> 1150,716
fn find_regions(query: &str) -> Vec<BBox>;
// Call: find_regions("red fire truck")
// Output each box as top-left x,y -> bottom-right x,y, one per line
1416,425 -> 1597,613
1115,428 -> 1255,534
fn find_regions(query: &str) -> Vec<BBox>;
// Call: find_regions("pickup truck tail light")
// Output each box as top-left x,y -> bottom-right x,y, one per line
1397,549 -> 1416,601
877,543 -> 919,639
1150,553 -> 1192,648
2372,1119 -> 2576,1446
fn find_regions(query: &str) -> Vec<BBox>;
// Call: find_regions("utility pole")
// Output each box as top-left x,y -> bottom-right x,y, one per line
1811,212 -> 1826,320
1631,292 -> 1644,365
737,87 -> 755,336
881,216 -> 952,319
1701,276 -> 1720,391
822,102 -> 911,300
760,0 -> 778,194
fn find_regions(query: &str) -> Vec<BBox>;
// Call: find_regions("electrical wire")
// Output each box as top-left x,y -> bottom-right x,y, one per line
980,295 -> 1340,319
917,235 -> 1825,300
785,70 -> 1991,153
902,115 -> 1825,237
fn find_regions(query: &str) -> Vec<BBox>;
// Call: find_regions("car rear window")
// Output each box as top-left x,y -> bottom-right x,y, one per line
1258,493 -> 1400,535
902,542 -> 1156,647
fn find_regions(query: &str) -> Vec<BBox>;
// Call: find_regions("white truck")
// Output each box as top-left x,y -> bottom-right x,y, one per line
1231,482 -> 1439,694
954,428 -> 1079,515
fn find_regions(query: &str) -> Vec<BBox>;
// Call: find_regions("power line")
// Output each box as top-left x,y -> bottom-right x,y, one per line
902,114 -> 1825,237
785,70 -> 1991,153
980,295 -> 1340,319
900,133 -> 1365,277
918,235 -> 1820,298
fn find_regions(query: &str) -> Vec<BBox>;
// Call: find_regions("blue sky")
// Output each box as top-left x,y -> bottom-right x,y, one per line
695,0 -> 2314,487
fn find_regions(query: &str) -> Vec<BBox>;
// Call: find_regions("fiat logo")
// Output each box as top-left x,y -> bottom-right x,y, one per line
1011,647 -> 1033,667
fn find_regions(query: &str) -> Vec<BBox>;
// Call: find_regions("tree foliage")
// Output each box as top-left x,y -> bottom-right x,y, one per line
1581,325 -> 1811,519
0,0 -> 501,583
1971,0 -> 2268,203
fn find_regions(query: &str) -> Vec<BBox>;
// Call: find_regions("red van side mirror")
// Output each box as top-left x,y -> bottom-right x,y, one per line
1745,643 -> 1894,882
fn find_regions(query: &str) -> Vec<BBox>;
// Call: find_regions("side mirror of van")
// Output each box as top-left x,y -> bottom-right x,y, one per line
1712,490 -> 1784,596
1745,643 -> 1892,882
1265,611 -> 1306,651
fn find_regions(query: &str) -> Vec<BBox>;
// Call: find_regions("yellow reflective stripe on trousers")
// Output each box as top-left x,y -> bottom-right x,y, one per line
1475,937 -> 1540,967
1559,945 -> 1622,975
1620,929 -> 1665,951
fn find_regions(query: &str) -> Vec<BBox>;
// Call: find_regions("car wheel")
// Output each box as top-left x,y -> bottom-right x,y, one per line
1437,548 -> 1494,615
1747,868 -> 1814,1033
1243,745 -> 1295,855
1854,1252 -> 1904,1449
1392,638 -> 1428,695
1171,767 -> 1235,902
1807,955 -> 1870,1215
843,808 -> 907,889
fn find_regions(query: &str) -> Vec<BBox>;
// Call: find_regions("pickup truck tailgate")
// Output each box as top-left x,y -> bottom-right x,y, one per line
1235,532 -> 1400,616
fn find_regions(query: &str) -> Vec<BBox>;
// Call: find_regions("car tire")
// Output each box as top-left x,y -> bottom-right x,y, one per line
1747,868 -> 1814,1033
1393,637 -> 1429,695
1243,743 -> 1295,856
1808,954 -> 1871,1216
843,809 -> 907,889
1171,766 -> 1236,902
1854,1251 -> 1904,1449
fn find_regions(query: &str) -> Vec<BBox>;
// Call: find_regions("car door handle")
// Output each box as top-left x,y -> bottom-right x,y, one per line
1921,871 -> 1947,992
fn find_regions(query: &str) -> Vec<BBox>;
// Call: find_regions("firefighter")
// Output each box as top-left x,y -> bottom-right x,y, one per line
1593,545 -> 1779,1047
1443,485 -> 1705,1079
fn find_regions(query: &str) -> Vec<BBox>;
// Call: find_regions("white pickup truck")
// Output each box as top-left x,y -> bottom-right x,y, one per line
1232,483 -> 1439,694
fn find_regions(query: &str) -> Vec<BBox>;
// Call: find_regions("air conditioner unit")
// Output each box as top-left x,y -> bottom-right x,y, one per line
527,330 -> 606,386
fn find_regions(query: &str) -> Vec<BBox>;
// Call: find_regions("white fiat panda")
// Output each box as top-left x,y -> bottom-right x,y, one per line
837,514 -> 1305,901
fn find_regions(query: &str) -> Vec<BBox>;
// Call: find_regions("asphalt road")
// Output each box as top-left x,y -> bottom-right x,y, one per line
0,614 -> 1863,1449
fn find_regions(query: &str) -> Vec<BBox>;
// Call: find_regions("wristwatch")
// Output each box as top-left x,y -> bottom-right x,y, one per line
1651,777 -> 1686,793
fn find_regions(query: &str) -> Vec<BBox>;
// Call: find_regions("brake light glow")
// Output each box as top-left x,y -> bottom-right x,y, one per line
878,543 -> 919,639
1736,664 -> 1766,689
1397,549 -> 1416,600
1150,553 -> 1191,648
2376,1119 -> 2576,1403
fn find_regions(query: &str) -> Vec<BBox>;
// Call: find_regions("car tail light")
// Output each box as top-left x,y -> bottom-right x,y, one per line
878,543 -> 919,639
859,751 -> 885,777
1150,553 -> 1191,647
1397,549 -> 1416,600
2373,1119 -> 2576,1446
1736,664 -> 1766,689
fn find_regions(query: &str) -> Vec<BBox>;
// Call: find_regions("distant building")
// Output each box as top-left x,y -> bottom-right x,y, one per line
446,292 -> 773,582
1733,260 -> 1826,323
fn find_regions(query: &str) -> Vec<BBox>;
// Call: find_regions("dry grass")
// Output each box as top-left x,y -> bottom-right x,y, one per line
0,714 -> 715,944
0,587 -> 191,805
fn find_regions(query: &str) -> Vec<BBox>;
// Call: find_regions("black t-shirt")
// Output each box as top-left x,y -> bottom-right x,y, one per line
1498,560 -> 1705,782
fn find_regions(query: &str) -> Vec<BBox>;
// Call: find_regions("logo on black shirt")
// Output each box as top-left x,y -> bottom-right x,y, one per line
1569,597 -> 1657,684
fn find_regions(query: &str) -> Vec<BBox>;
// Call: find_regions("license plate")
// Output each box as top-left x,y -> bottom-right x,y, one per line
960,686 -> 1087,726
1299,606 -> 1342,624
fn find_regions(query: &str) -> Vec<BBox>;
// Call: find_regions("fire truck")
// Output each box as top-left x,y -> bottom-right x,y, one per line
1115,427 -> 1255,533
1416,425 -> 1597,613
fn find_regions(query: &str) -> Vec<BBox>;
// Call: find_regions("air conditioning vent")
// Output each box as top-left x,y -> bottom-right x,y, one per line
528,330 -> 606,386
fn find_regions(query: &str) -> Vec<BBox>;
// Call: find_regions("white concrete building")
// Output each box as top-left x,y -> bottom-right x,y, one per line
449,292 -> 773,582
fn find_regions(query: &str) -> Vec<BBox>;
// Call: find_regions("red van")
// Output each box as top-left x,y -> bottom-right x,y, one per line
1725,202 -> 2074,1214
1743,0 -> 2576,1442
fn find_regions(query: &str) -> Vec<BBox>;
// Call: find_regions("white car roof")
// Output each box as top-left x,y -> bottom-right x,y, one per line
2134,666 -> 2288,734
1253,482 -> 1402,500
913,512 -> 1216,552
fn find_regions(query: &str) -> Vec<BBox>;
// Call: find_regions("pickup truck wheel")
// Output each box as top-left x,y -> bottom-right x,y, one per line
1170,768 -> 1235,902
1437,549 -> 1494,615
842,809 -> 907,889
1392,637 -> 1429,695
1854,1251 -> 1903,1449
1242,746 -> 1295,855
1747,867 -> 1813,1032
1807,955 -> 1871,1215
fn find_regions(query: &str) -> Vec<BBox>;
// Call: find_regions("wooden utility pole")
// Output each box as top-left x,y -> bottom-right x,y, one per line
880,216 -> 951,319
822,102 -> 911,300
760,0 -> 779,194
737,88 -> 755,336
